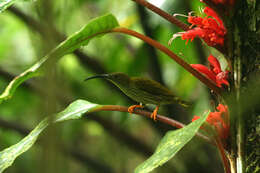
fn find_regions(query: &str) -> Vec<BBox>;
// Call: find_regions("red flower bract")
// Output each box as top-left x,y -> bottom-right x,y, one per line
191,55 -> 229,88
171,7 -> 227,47
192,104 -> 229,141
192,115 -> 201,122
192,103 -> 230,170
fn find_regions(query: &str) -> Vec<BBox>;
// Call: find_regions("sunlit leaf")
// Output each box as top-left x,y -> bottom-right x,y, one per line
0,99 -> 101,173
0,14 -> 119,104
0,0 -> 18,13
0,0 -> 32,13
135,111 -> 210,173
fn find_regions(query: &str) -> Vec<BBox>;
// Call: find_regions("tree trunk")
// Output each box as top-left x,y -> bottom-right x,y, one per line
230,0 -> 259,173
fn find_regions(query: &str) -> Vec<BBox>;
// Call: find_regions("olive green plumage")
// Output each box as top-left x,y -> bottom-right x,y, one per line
84,72 -> 189,107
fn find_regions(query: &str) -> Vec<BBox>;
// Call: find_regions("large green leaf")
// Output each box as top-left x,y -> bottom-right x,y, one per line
0,0 -> 18,13
135,111 -> 210,173
0,0 -> 30,13
0,99 -> 101,173
0,13 -> 119,104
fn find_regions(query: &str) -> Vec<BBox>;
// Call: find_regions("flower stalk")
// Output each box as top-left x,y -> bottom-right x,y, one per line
112,27 -> 222,94
92,105 -> 212,144
131,0 -> 190,31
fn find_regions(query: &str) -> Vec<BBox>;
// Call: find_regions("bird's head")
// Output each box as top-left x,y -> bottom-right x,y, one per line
84,72 -> 131,87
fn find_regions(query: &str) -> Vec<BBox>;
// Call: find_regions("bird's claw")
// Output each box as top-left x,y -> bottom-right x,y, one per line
128,105 -> 144,114
150,112 -> 157,121
150,106 -> 159,121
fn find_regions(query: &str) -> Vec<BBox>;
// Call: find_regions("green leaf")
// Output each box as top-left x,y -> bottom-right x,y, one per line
0,14 -> 119,104
135,111 -> 210,173
0,0 -> 17,13
0,0 -> 29,13
0,99 -> 101,173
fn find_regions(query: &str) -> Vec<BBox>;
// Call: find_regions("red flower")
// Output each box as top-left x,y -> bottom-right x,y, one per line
206,105 -> 229,140
192,104 -> 229,140
170,7 -> 226,47
192,115 -> 201,122
191,55 -> 229,88
193,104 -> 230,171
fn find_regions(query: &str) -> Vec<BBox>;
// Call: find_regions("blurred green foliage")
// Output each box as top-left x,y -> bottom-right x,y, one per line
0,0 -> 224,172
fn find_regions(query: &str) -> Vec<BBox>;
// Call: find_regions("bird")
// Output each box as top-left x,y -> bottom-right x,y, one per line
84,72 -> 190,120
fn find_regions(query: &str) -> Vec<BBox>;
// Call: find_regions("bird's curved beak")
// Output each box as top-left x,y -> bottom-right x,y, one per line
84,74 -> 109,81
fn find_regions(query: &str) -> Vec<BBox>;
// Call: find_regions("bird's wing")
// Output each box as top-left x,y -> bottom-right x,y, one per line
132,77 -> 190,107
132,77 -> 174,97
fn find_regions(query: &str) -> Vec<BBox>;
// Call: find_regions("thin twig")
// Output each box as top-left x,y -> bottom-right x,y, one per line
132,0 -> 190,31
93,105 -> 213,144
112,27 -> 222,95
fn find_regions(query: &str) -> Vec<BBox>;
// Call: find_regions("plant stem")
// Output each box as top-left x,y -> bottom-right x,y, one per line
236,89 -> 245,173
233,43 -> 245,173
216,139 -> 231,173
227,154 -> 237,173
93,105 -> 213,144
131,0 -> 190,31
112,27 -> 222,95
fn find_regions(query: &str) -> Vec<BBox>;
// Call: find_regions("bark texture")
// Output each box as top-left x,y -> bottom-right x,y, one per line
231,0 -> 260,173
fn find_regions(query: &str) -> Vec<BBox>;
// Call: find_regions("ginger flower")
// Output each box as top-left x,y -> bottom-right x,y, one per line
193,104 -> 230,171
191,55 -> 229,88
192,104 -> 229,141
169,7 -> 226,47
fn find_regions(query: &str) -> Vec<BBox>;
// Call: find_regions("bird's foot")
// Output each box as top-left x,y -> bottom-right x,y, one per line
128,105 -> 144,114
150,106 -> 159,121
